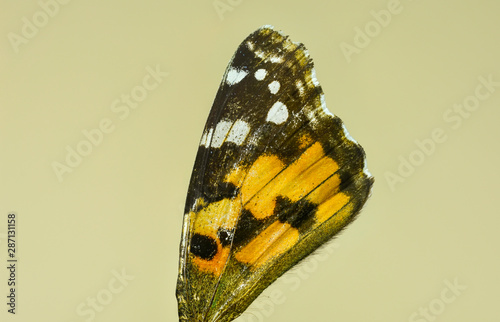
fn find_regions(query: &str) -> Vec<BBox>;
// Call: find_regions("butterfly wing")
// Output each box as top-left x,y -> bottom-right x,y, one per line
176,26 -> 374,322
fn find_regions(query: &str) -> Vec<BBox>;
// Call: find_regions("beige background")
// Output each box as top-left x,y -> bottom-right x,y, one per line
1,0 -> 499,321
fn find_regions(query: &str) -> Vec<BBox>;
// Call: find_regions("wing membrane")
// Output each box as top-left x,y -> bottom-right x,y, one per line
177,26 -> 373,322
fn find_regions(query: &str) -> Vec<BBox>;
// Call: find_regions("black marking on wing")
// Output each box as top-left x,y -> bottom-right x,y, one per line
217,228 -> 234,248
275,196 -> 317,231
232,208 -> 265,248
190,234 -> 218,260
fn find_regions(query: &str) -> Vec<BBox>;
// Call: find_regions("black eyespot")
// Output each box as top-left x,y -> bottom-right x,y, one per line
217,228 -> 234,247
190,234 -> 218,260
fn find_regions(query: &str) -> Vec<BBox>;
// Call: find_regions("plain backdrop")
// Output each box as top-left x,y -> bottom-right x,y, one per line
1,1 -> 499,321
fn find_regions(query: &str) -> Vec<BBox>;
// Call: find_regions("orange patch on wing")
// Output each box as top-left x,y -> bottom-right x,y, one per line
241,155 -> 284,203
307,173 -> 341,205
189,199 -> 242,277
235,221 -> 299,268
192,242 -> 230,277
224,165 -> 248,187
244,142 -> 338,219
280,143 -> 339,201
193,198 -> 241,235
298,134 -> 313,149
241,155 -> 284,219
315,192 -> 351,224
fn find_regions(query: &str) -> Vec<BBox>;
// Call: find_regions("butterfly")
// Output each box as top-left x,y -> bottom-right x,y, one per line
176,25 -> 373,322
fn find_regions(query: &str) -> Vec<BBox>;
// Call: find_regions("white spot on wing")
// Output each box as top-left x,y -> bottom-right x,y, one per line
201,128 -> 214,147
261,24 -> 275,30
269,55 -> 283,63
320,93 -> 334,116
200,131 -> 208,147
363,162 -> 373,178
226,68 -> 248,85
266,101 -> 288,124
246,41 -> 254,51
305,108 -> 317,125
341,123 -> 358,144
254,69 -> 267,81
310,68 -> 320,87
268,80 -> 280,94
254,50 -> 265,59
226,120 -> 251,145
296,80 -> 304,96
211,121 -> 232,148
340,122 -> 372,180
